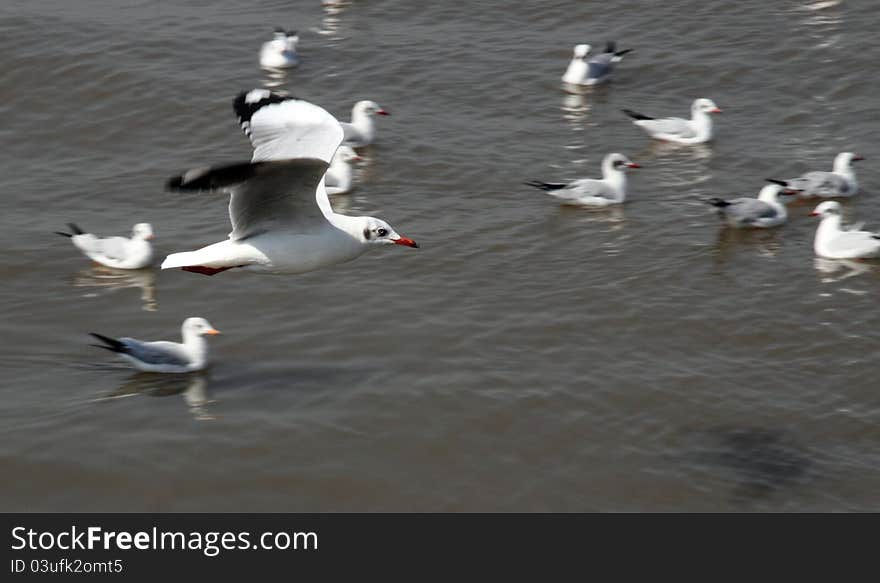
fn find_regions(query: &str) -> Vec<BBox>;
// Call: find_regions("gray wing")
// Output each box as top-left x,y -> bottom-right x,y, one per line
587,53 -> 614,79
169,158 -> 332,241
791,171 -> 850,196
93,237 -> 132,261
227,159 -> 331,240
549,179 -> 615,201
725,198 -> 779,222
639,117 -> 696,138
120,338 -> 190,367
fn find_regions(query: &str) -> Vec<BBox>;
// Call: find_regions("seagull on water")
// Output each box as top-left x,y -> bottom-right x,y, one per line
325,145 -> 361,195
89,317 -> 221,373
562,41 -> 633,87
705,183 -> 800,228
766,152 -> 864,198
260,28 -> 299,69
623,98 -> 721,144
161,89 -> 417,276
56,222 -> 154,269
341,100 -> 389,148
525,153 -> 640,207
810,201 -> 880,259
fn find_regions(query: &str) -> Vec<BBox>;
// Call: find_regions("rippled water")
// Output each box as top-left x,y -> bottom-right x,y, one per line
1,0 -> 878,511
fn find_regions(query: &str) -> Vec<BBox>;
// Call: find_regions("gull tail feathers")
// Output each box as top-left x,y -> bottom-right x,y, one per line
622,109 -> 653,121
89,333 -> 127,354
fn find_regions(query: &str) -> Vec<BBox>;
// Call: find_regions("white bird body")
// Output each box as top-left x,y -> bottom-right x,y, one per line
60,223 -> 154,269
773,153 -> 863,198
526,153 -> 640,207
90,317 -> 221,373
325,145 -> 359,195
624,98 -> 721,145
161,89 -> 416,277
260,30 -> 299,69
340,100 -> 389,147
811,201 -> 880,259
561,44 -> 590,85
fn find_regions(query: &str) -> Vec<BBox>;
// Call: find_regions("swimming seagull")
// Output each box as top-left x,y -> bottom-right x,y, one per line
562,42 -> 633,87
341,100 -> 389,148
623,98 -> 722,144
56,222 -> 154,269
810,201 -> 880,259
325,145 -> 361,196
260,28 -> 299,69
525,153 -> 640,207
161,89 -> 417,276
705,183 -> 800,228
89,317 -> 221,373
766,152 -> 864,198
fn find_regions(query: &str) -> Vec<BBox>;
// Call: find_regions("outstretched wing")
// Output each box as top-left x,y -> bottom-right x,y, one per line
233,90 -> 344,164
167,158 -> 331,240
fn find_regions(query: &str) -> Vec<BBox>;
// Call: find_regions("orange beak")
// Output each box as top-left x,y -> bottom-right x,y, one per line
205,328 -> 221,335
393,237 -> 419,248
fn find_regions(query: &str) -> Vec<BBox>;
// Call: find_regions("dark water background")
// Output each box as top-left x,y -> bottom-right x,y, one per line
1,0 -> 878,511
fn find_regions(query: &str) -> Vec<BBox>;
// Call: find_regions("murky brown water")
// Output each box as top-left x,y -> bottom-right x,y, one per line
1,0 -> 878,511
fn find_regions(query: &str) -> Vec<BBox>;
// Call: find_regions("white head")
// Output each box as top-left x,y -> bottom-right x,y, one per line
284,30 -> 299,51
573,44 -> 591,58
692,98 -> 722,115
757,184 -> 785,202
809,200 -> 842,219
359,217 -> 418,248
354,100 -> 389,117
272,28 -> 287,41
333,145 -> 362,164
132,223 -> 154,240
832,152 -> 864,173
603,152 -> 640,172
182,317 -> 221,338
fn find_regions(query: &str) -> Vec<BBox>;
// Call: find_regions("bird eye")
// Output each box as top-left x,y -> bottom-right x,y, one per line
377,228 -> 388,237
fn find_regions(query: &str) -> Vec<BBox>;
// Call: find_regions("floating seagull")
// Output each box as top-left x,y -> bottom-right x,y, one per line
562,42 -> 632,87
56,222 -> 154,269
623,98 -> 721,144
161,89 -> 417,276
89,317 -> 221,373
810,201 -> 880,259
766,152 -> 864,198
341,100 -> 389,148
705,183 -> 799,228
260,28 -> 299,69
325,145 -> 361,195
525,153 -> 640,207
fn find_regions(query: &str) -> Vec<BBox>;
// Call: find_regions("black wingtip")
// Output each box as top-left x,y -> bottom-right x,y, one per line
524,180 -> 566,192
765,178 -> 788,187
605,41 -> 616,54
54,231 -> 72,238
67,223 -> 84,235
89,332 -> 126,353
622,109 -> 653,121
705,197 -> 731,208
615,48 -> 634,57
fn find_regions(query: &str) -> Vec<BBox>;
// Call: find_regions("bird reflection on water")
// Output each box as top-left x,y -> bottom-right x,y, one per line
93,372 -> 215,421
70,266 -> 157,311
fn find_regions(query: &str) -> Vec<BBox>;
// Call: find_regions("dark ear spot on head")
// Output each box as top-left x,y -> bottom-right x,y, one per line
363,227 -> 371,240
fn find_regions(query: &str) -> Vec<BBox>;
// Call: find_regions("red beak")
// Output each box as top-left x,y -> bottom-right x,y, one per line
809,211 -> 819,216
710,108 -> 722,113
376,109 -> 390,116
626,162 -> 641,168
852,155 -> 864,161
352,155 -> 364,162
393,237 -> 418,248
